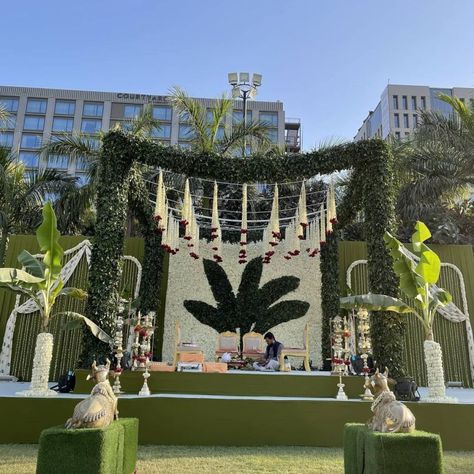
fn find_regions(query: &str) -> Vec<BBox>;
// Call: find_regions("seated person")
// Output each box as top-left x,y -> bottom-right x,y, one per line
253,332 -> 283,371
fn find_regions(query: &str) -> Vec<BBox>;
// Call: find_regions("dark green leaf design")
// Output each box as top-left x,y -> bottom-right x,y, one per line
17,250 -> 45,278
184,256 -> 309,334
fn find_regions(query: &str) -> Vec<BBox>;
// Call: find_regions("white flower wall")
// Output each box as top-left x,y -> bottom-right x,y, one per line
162,240 -> 323,368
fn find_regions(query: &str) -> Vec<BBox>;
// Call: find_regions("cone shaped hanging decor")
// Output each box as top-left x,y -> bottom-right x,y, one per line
239,183 -> 248,264
181,178 -> 191,230
327,182 -> 337,233
211,181 -> 223,263
298,181 -> 308,240
320,204 -> 326,245
154,170 -> 167,231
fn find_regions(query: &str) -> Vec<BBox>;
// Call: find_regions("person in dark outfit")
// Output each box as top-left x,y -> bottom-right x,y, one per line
253,332 -> 283,371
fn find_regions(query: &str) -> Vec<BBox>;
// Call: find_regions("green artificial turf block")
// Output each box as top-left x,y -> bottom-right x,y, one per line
37,422 -> 124,474
115,418 -> 139,474
364,429 -> 443,474
343,423 -> 367,474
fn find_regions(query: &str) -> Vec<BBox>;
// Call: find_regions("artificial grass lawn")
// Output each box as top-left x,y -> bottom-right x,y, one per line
0,445 -> 473,473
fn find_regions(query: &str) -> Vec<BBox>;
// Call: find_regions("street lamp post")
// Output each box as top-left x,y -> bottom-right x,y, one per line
228,72 -> 262,156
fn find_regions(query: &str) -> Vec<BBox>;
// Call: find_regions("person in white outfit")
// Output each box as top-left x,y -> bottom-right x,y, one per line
253,332 -> 283,371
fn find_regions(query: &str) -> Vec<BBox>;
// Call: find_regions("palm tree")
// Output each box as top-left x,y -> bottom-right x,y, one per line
394,95 -> 474,241
169,86 -> 272,156
0,147 -> 75,265
41,104 -> 163,234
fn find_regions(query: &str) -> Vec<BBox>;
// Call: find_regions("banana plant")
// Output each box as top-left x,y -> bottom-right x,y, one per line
340,221 -> 452,340
0,201 -> 111,342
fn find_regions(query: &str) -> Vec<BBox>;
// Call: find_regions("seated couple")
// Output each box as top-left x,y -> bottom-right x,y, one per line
253,332 -> 284,371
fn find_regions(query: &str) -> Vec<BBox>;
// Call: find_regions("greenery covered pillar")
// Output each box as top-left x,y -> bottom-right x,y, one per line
363,143 -> 405,377
320,230 -> 340,364
127,164 -> 164,315
80,133 -> 135,366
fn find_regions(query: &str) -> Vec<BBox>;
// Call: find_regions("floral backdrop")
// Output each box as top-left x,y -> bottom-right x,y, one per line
162,240 -> 323,368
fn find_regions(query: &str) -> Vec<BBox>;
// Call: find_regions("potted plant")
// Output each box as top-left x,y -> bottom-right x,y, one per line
340,221 -> 455,402
0,202 -> 112,396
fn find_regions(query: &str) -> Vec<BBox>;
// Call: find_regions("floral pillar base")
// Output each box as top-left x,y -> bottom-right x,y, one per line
423,340 -> 457,403
17,332 -> 57,397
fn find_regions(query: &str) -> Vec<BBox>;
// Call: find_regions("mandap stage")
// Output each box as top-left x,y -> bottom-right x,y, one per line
0,370 -> 473,450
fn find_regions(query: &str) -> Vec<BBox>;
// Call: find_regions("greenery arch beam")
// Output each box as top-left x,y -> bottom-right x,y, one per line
81,130 -> 403,376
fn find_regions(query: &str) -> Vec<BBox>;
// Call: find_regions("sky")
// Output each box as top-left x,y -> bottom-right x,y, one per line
2,0 -> 474,150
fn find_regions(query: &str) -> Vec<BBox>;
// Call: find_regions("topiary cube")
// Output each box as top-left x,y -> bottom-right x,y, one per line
37,422 -> 124,474
115,418 -> 139,474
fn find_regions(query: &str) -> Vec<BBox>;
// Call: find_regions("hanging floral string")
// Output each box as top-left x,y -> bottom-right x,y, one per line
263,184 -> 280,264
188,209 -> 199,260
211,181 -> 223,263
239,183 -> 248,264
306,216 -> 321,257
284,212 -> 301,260
298,181 -> 308,240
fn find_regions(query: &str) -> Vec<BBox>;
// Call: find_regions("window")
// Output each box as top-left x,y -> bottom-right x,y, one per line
81,119 -> 102,133
403,114 -> 409,128
19,151 -> 39,167
26,98 -> 47,114
392,95 -> 399,109
216,126 -> 225,140
52,117 -> 74,132
0,132 -> 14,147
267,129 -> 279,143
76,174 -> 89,187
75,157 -> 89,171
179,124 -> 194,139
21,134 -> 42,148
232,110 -> 252,124
83,102 -> 103,117
206,109 -> 226,124
421,96 -> 426,109
48,154 -> 69,169
55,100 -> 75,115
0,114 -> 16,129
0,97 -> 19,112
151,124 -> 171,139
24,115 -> 45,131
259,112 -> 278,127
394,113 -> 400,128
153,106 -> 172,121
179,112 -> 190,123
123,104 -> 142,118
402,96 -> 408,109
395,131 -> 401,140
413,114 -> 418,128
411,96 -> 417,110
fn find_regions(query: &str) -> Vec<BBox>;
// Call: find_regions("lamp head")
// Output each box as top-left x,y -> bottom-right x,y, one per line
228,72 -> 238,85
252,73 -> 262,87
239,72 -> 249,83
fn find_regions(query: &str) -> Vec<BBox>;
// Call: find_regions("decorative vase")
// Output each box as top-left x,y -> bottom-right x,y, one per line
17,332 -> 57,397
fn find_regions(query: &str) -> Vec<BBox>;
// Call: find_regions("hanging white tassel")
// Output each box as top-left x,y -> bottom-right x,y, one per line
320,204 -> 326,244
327,182 -> 337,233
181,179 -> 192,235
154,170 -> 167,231
306,217 -> 321,258
211,181 -> 223,263
239,183 -> 248,264
160,210 -> 173,253
298,181 -> 308,239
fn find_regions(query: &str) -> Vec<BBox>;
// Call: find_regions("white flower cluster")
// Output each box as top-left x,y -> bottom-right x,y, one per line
423,339 -> 457,403
162,240 -> 323,368
18,332 -> 57,397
